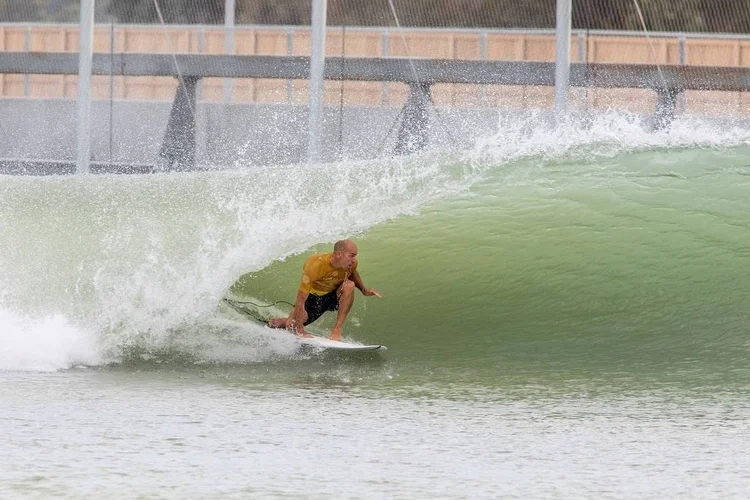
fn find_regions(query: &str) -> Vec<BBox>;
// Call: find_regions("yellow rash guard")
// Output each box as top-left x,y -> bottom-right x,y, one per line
299,252 -> 358,296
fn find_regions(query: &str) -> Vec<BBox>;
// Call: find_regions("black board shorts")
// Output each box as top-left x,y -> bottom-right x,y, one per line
303,291 -> 339,325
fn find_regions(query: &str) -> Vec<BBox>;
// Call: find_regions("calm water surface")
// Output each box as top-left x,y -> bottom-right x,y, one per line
3,367 -> 749,499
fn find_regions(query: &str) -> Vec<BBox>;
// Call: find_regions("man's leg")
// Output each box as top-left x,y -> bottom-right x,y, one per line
270,296 -> 319,337
268,298 -> 309,329
330,280 -> 355,340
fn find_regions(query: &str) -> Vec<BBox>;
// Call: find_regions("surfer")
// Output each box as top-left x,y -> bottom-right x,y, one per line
267,239 -> 382,340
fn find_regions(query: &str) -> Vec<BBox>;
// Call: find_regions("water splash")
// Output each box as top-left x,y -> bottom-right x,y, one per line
0,308 -> 102,372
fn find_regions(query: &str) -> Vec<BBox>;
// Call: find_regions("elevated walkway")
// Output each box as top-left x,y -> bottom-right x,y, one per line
2,51 -> 749,169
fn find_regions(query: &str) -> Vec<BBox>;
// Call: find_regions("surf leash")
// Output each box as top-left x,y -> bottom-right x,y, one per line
224,298 -> 294,309
222,297 -> 294,324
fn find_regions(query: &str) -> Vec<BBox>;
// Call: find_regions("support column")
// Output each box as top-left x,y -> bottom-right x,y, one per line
76,0 -> 95,174
308,0 -> 327,164
554,0 -> 572,116
224,0 -> 235,102
394,82 -> 431,156
159,76 -> 200,171
654,88 -> 681,130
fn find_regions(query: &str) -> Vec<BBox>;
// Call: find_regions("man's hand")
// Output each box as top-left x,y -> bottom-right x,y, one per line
363,288 -> 382,298
284,316 -> 298,330
285,309 -> 311,337
285,319 -> 314,338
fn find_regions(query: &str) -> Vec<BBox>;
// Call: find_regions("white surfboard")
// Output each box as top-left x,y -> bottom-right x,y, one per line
297,334 -> 387,351
222,298 -> 387,351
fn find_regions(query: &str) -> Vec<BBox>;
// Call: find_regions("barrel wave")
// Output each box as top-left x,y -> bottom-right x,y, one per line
1,112 -> 749,386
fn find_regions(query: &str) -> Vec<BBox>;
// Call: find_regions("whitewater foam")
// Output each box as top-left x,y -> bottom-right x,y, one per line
471,110 -> 750,165
0,308 -> 102,372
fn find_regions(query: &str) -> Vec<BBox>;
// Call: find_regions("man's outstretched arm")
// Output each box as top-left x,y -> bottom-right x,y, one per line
350,270 -> 382,298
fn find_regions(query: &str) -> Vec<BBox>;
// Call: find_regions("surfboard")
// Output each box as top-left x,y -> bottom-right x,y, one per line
296,334 -> 387,351
222,297 -> 387,351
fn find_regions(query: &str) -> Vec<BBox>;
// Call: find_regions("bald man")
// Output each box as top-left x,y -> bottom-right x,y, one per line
268,239 -> 382,340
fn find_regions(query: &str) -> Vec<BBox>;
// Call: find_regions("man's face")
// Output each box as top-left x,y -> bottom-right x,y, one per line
339,245 -> 358,270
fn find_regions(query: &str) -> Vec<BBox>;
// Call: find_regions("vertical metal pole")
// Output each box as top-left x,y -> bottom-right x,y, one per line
554,0 -> 571,116
109,20 -> 115,167
577,31 -> 586,62
479,31 -> 487,107
76,0 -> 94,174
24,25 -> 30,97
308,0 -> 327,164
224,0 -> 235,102
197,27 -> 205,100
678,35 -> 686,114
576,31 -> 587,110
286,27 -> 294,103
381,29 -> 389,105
678,36 -> 686,65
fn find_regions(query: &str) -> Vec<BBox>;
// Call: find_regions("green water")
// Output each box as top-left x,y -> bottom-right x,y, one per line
232,147 -> 750,388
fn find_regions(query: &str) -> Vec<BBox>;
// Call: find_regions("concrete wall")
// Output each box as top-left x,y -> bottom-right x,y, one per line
0,97 -> 502,170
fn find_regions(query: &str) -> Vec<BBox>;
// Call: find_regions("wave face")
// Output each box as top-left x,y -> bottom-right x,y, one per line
2,111 -> 749,382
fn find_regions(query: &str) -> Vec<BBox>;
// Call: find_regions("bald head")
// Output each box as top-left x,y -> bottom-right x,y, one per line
334,239 -> 356,253
332,239 -> 358,270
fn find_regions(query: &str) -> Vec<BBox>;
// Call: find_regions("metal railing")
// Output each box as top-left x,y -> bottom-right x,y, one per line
3,23 -> 750,104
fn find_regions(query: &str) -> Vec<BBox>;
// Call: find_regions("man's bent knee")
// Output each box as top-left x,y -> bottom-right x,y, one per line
339,280 -> 355,296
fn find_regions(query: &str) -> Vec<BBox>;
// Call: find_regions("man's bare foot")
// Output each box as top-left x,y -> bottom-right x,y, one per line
329,327 -> 343,341
297,330 -> 315,338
